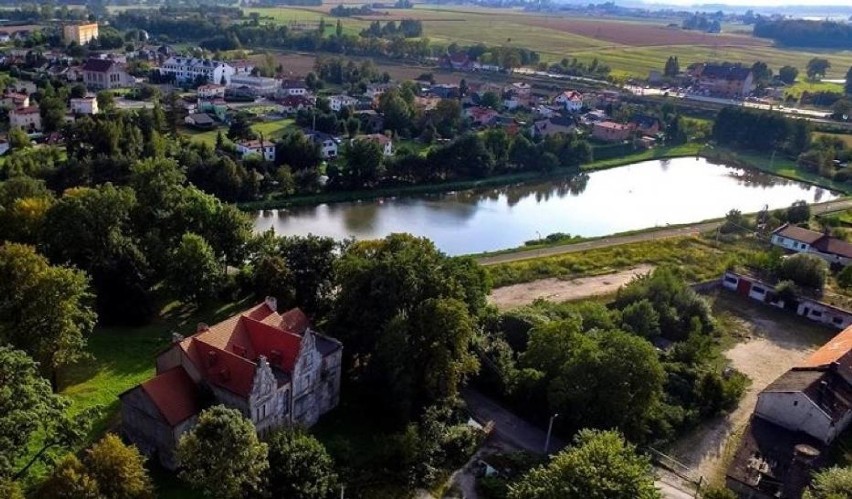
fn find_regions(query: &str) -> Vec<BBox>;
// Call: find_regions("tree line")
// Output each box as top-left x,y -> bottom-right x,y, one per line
753,19 -> 852,49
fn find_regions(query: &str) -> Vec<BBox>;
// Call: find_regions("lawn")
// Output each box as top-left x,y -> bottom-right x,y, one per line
181,118 -> 296,146
485,235 -> 762,288
784,79 -> 845,101
18,297 -> 258,491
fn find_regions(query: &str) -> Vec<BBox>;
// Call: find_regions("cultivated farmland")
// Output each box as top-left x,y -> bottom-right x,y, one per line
245,5 -> 852,78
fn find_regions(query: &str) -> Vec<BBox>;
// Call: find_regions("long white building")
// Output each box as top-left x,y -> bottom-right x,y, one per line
159,56 -> 235,86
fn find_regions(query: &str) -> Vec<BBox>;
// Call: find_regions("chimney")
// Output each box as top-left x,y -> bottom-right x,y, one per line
197,322 -> 209,333
265,296 -> 277,312
783,444 -> 820,499
171,332 -> 184,344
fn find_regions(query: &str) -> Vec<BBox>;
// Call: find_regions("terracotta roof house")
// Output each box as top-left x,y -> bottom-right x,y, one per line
464,106 -> 499,127
695,63 -> 755,98
120,298 -> 342,469
554,90 -> 584,112
592,121 -> 633,142
356,133 -> 393,156
727,325 -> 852,498
771,224 -> 852,267
630,114 -> 662,135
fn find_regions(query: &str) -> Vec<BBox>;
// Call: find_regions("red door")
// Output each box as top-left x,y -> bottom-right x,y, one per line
736,279 -> 751,296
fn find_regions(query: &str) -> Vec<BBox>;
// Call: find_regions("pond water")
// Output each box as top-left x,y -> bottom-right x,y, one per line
253,157 -> 838,255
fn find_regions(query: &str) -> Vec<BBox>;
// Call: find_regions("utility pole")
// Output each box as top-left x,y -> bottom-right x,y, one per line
544,413 -> 559,454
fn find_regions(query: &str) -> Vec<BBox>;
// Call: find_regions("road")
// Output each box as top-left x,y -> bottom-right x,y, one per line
476,198 -> 852,266
462,389 -> 696,499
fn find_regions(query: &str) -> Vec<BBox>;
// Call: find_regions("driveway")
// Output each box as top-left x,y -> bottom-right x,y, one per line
461,389 -> 696,499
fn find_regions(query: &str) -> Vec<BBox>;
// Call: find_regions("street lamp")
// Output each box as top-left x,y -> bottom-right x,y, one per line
544,413 -> 559,454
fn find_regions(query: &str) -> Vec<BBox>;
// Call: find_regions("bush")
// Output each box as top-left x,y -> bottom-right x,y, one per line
838,265 -> 852,289
778,253 -> 829,290
787,200 -> 811,224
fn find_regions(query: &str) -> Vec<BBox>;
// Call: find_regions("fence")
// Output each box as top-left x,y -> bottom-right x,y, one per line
646,446 -> 704,497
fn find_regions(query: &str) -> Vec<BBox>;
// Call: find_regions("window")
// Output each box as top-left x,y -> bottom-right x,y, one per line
793,400 -> 798,406
833,317 -> 843,325
752,286 -> 765,294
811,310 -> 823,318
724,276 -> 738,284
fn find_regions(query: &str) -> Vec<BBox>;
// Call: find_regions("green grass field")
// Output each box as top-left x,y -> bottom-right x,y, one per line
181,118 -> 296,146
245,6 -> 852,78
785,80 -> 845,100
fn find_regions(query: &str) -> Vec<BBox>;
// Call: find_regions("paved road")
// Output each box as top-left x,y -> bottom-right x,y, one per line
462,389 -> 697,499
476,198 -> 852,266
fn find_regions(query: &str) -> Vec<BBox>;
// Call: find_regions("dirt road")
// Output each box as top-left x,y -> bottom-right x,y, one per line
488,264 -> 654,310
476,198 -> 852,267
668,294 -> 837,482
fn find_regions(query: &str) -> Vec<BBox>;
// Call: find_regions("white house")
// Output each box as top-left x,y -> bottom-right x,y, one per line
328,94 -> 358,112
554,90 -> 584,112
754,325 -> 852,445
70,97 -> 98,115
356,134 -> 393,156
0,140 -> 9,156
305,131 -> 340,159
771,224 -> 852,267
9,106 -> 41,132
197,84 -> 226,100
279,79 -> 308,97
0,91 -> 29,109
229,75 -> 279,97
236,139 -> 276,162
159,57 -> 235,86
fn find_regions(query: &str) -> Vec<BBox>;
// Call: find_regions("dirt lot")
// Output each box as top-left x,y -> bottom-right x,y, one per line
487,264 -> 653,310
518,17 -> 770,47
668,292 -> 837,483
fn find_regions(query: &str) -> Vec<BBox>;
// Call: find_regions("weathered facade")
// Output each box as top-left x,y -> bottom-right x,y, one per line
120,298 -> 342,469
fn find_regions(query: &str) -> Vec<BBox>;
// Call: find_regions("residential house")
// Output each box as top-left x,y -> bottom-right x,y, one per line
328,94 -> 358,112
0,91 -> 29,109
120,298 -> 343,469
534,117 -> 577,138
365,82 -> 393,100
305,131 -> 341,159
430,83 -> 460,99
184,113 -> 215,130
159,57 -> 235,86
727,325 -> 852,498
278,95 -> 313,115
508,82 -> 532,98
695,63 -> 755,98
354,110 -> 384,133
231,60 -> 255,75
771,224 -> 852,267
229,75 -> 279,97
82,59 -> 134,90
70,97 -> 98,115
630,115 -> 662,136
357,134 -> 393,156
0,32 -> 10,43
592,121 -> 633,142
9,106 -> 41,132
279,79 -> 308,97
63,23 -> 99,45
235,139 -> 276,161
441,52 -> 474,71
197,84 -> 226,100
465,106 -> 499,127
554,90 -> 584,112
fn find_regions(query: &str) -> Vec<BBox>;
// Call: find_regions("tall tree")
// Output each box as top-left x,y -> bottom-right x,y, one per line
0,244 -> 96,385
0,346 -> 97,480
167,233 -> 222,304
265,429 -> 338,499
778,65 -> 799,85
508,429 -> 660,499
845,66 -> 852,96
85,434 -> 154,499
178,406 -> 268,499
806,58 -> 831,80
342,138 -> 384,188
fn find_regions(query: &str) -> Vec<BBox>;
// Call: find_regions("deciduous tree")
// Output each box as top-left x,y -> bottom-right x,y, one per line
178,406 -> 268,499
508,429 -> 660,499
85,434 -> 154,499
779,65 -> 799,85
804,465 -> 852,499
167,232 -> 222,304
265,428 -> 338,499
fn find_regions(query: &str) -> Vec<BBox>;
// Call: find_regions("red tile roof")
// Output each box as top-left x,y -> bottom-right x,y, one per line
800,325 -> 852,373
175,302 -> 311,397
12,105 -> 39,115
140,367 -> 201,425
773,224 -> 824,245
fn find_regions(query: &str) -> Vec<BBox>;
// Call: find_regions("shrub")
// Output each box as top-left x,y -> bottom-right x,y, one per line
838,265 -> 852,289
778,253 -> 828,290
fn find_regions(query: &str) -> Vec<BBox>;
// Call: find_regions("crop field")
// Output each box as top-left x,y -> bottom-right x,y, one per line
246,6 -> 852,78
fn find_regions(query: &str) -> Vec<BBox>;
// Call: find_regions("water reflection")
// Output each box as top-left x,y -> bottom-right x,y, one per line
253,157 -> 840,255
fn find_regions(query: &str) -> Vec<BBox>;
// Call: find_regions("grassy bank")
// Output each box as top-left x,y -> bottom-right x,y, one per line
702,147 -> 852,194
238,143 -> 702,211
485,235 -> 762,288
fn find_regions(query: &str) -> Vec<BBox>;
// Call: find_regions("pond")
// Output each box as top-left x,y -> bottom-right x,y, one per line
253,157 -> 839,255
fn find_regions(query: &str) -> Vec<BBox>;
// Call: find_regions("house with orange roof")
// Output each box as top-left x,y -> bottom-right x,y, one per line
119,298 -> 342,469
727,325 -> 852,498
